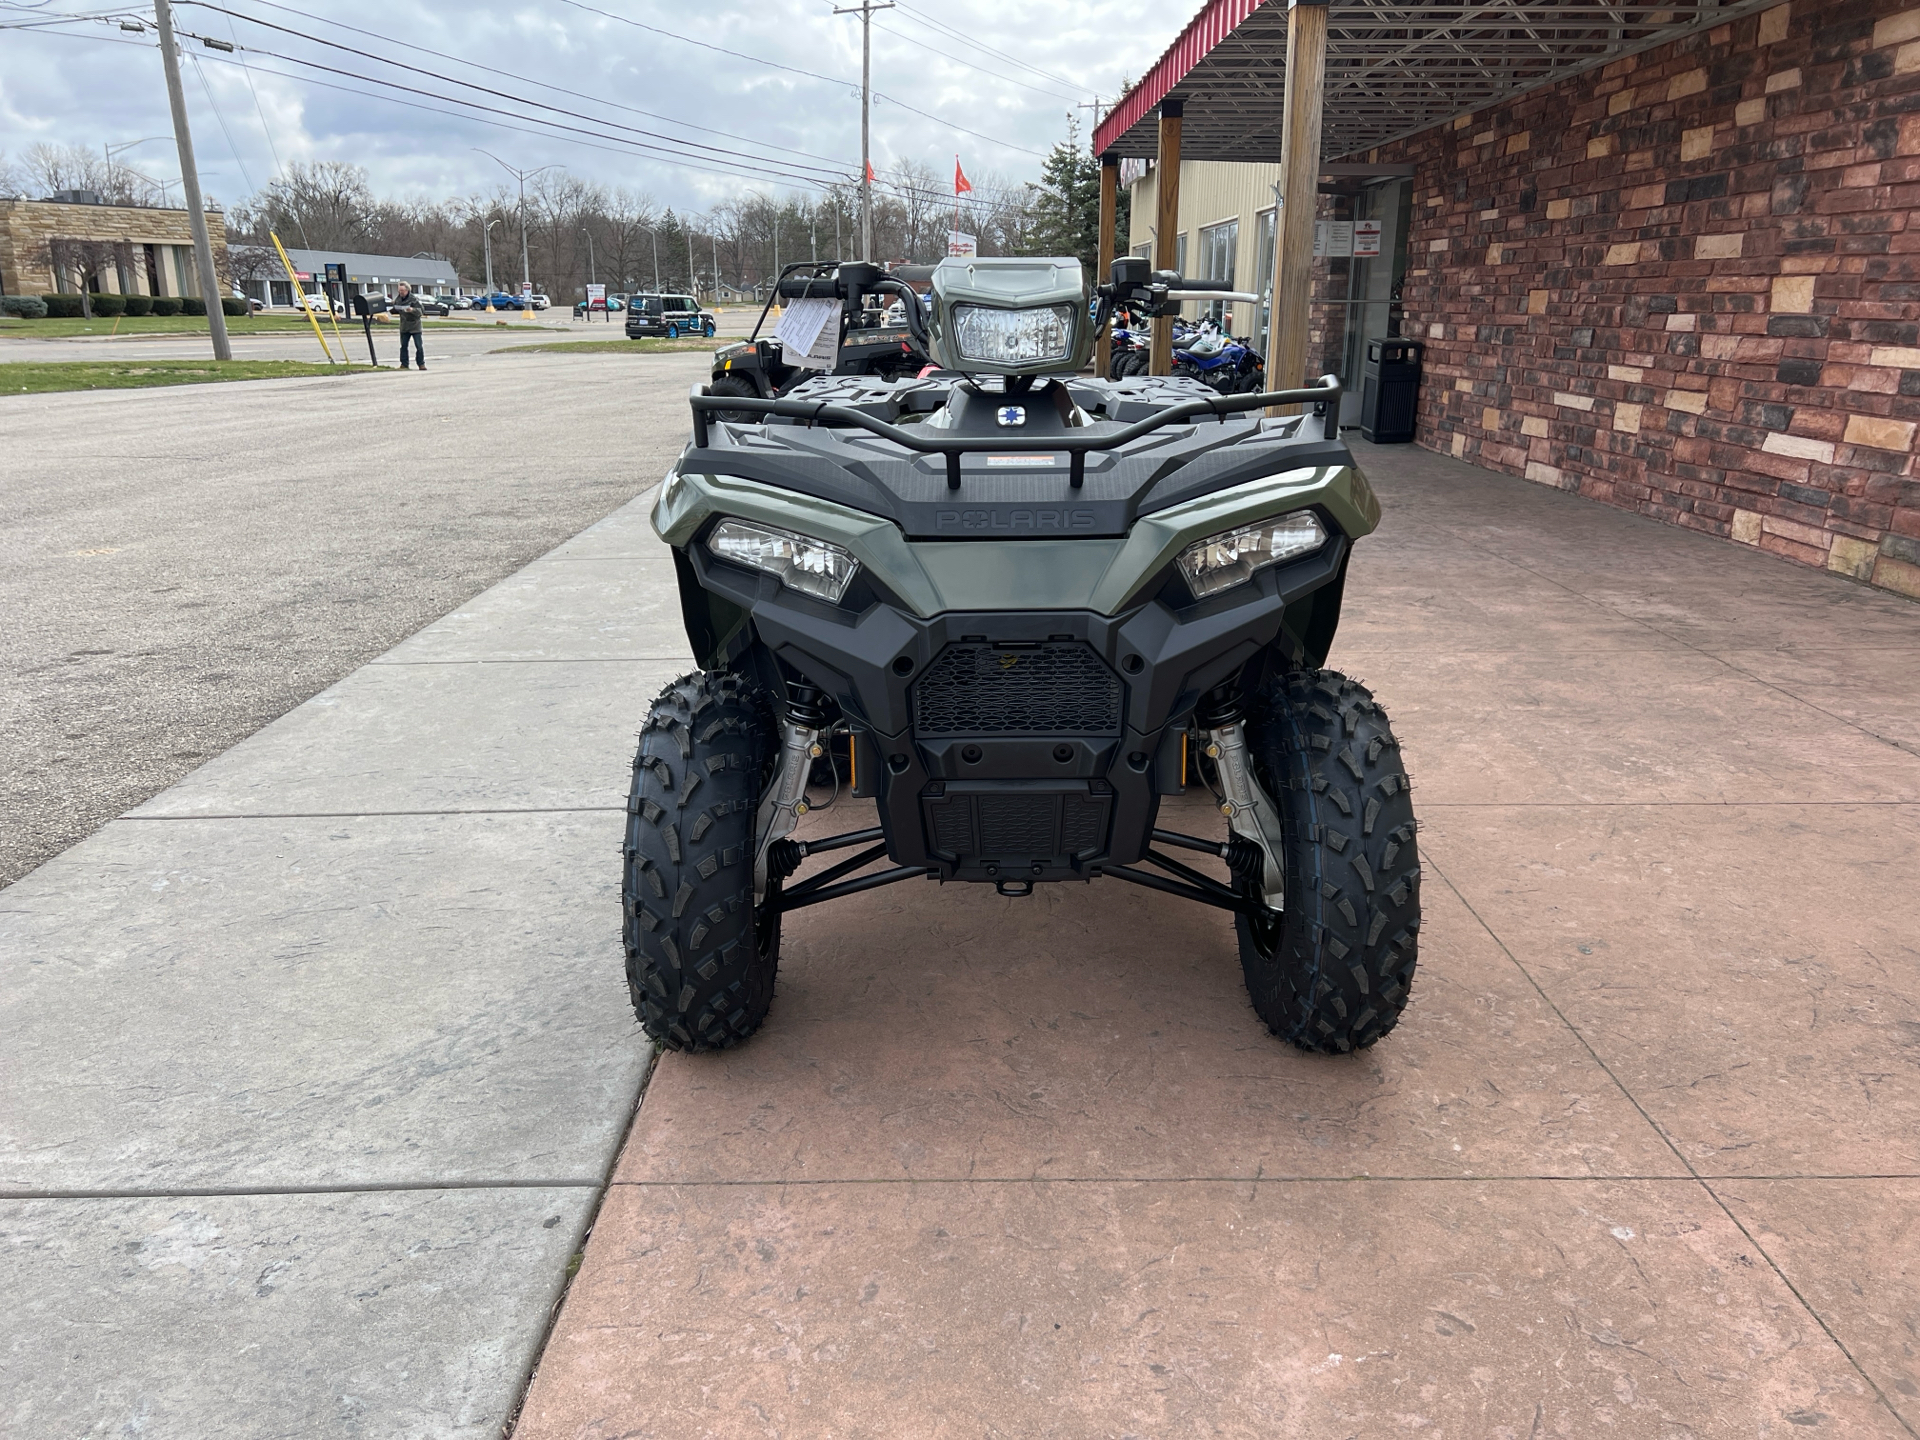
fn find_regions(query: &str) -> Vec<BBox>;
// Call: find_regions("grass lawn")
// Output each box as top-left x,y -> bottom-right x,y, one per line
1,359 -> 381,396
496,337 -> 719,355
0,313 -> 561,340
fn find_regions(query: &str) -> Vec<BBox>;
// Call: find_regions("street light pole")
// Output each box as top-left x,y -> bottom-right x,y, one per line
834,0 -> 893,263
474,149 -> 557,298
153,0 -> 231,360
651,230 -> 660,292
582,228 -> 596,285
483,218 -> 500,294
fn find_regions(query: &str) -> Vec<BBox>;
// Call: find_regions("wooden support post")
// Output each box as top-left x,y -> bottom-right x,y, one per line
1096,153 -> 1119,373
1268,0 -> 1329,408
1150,100 -> 1183,377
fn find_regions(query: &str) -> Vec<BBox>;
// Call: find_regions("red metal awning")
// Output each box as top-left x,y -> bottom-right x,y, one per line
1092,0 -> 1269,159
1094,0 -> 1781,164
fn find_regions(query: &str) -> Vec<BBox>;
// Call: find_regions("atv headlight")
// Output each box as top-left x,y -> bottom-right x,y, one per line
708,520 -> 858,604
951,303 -> 1075,366
1176,511 -> 1327,599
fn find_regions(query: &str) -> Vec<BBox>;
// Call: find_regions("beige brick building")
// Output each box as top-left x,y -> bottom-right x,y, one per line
0,197 -> 229,299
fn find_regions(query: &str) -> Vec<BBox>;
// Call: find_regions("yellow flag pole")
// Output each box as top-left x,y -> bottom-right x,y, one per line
271,230 -> 335,362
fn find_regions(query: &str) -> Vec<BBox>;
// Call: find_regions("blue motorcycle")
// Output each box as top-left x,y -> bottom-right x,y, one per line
1174,322 -> 1266,395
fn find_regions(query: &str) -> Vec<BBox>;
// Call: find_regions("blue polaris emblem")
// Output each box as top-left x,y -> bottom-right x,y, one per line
996,405 -> 1026,426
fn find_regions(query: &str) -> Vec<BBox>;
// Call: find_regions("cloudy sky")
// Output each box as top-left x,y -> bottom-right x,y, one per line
1,0 -> 1195,208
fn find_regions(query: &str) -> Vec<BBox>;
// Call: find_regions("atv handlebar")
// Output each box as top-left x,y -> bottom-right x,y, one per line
689,372 -> 1344,490
751,259 -> 932,357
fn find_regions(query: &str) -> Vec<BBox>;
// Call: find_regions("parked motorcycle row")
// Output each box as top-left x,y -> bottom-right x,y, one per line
1106,309 -> 1267,395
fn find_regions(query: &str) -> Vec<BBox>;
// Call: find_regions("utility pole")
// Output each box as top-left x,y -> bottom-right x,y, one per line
153,0 -> 230,360
835,0 -> 893,262
711,232 -> 720,301
686,229 -> 695,298
651,229 -> 660,292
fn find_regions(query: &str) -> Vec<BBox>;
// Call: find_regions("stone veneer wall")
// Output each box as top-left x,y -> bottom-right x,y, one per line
1378,0 -> 1920,600
0,199 -> 229,297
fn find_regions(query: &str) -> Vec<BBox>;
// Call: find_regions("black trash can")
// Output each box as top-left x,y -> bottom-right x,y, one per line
1360,338 -> 1424,444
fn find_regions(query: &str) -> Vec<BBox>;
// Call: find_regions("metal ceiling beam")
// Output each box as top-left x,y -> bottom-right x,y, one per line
1096,0 -> 1779,163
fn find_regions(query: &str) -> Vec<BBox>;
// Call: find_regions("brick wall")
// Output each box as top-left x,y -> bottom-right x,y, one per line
1380,0 -> 1920,600
0,199 -> 229,298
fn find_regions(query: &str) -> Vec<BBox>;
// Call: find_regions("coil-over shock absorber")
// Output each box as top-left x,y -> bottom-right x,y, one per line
752,681 -> 831,904
1196,681 -> 1288,912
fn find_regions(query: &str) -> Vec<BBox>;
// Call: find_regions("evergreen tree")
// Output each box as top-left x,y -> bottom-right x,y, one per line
1020,116 -> 1129,273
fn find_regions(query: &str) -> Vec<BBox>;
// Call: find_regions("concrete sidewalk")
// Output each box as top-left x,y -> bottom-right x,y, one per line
8,433 -> 1920,1436
515,442 -> 1920,1438
1,493 -> 690,1436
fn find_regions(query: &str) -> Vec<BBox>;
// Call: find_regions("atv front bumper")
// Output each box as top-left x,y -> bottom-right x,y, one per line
655,464 -> 1372,884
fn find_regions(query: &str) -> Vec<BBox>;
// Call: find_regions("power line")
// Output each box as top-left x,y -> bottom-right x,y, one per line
171,10 -> 861,189
186,44 -> 960,210
546,0 -> 1042,157
887,1 -> 1090,93
188,48 -> 257,194
889,1 -> 1089,93
225,0 -> 858,174
175,12 -> 999,208
858,14 -> 1087,104
9,15 -> 1015,216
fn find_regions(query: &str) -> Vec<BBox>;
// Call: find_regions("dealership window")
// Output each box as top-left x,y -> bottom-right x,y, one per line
1199,218 -> 1238,325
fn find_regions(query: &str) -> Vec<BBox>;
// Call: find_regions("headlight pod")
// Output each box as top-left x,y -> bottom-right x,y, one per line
708,519 -> 859,604
1176,510 -> 1328,599
951,303 -> 1075,366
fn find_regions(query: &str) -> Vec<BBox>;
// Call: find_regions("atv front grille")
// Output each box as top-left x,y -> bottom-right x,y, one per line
911,642 -> 1122,737
922,782 -> 1114,864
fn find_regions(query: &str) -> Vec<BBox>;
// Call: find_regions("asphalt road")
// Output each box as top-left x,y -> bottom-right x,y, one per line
0,307 -> 757,363
0,346 -> 713,887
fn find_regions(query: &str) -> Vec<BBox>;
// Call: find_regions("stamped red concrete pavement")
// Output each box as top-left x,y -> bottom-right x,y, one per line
514,443 -> 1920,1437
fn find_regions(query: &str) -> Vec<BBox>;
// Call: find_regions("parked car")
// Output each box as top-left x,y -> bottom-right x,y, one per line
626,292 -> 716,339
415,296 -> 452,317
574,295 -> 626,317
529,292 -> 552,310
451,295 -> 474,310
288,291 -> 342,316
469,291 -> 531,311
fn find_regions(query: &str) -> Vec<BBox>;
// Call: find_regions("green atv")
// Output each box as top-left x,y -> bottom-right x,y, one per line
627,255 -> 1420,1054
706,260 -> 931,419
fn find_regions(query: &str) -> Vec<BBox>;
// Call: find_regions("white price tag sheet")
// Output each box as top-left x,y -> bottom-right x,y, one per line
773,297 -> 840,369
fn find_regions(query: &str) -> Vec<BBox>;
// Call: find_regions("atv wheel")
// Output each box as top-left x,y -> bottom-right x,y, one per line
1235,668 -> 1420,1053
623,671 -> 781,1052
708,373 -> 762,424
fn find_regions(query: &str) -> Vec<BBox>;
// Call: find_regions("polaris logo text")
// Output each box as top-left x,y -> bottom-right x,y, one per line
934,509 -> 1098,532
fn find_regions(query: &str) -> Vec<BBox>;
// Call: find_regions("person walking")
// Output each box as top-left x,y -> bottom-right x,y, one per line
393,282 -> 426,370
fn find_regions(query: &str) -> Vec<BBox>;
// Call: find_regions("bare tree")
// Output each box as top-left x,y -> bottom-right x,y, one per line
22,143 -> 166,206
603,189 -> 657,293
229,161 -> 376,250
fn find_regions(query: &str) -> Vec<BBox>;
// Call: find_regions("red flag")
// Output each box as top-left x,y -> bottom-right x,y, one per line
865,160 -> 875,183
955,158 -> 972,195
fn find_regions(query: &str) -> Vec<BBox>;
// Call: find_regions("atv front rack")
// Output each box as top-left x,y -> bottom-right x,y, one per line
688,374 -> 1345,490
